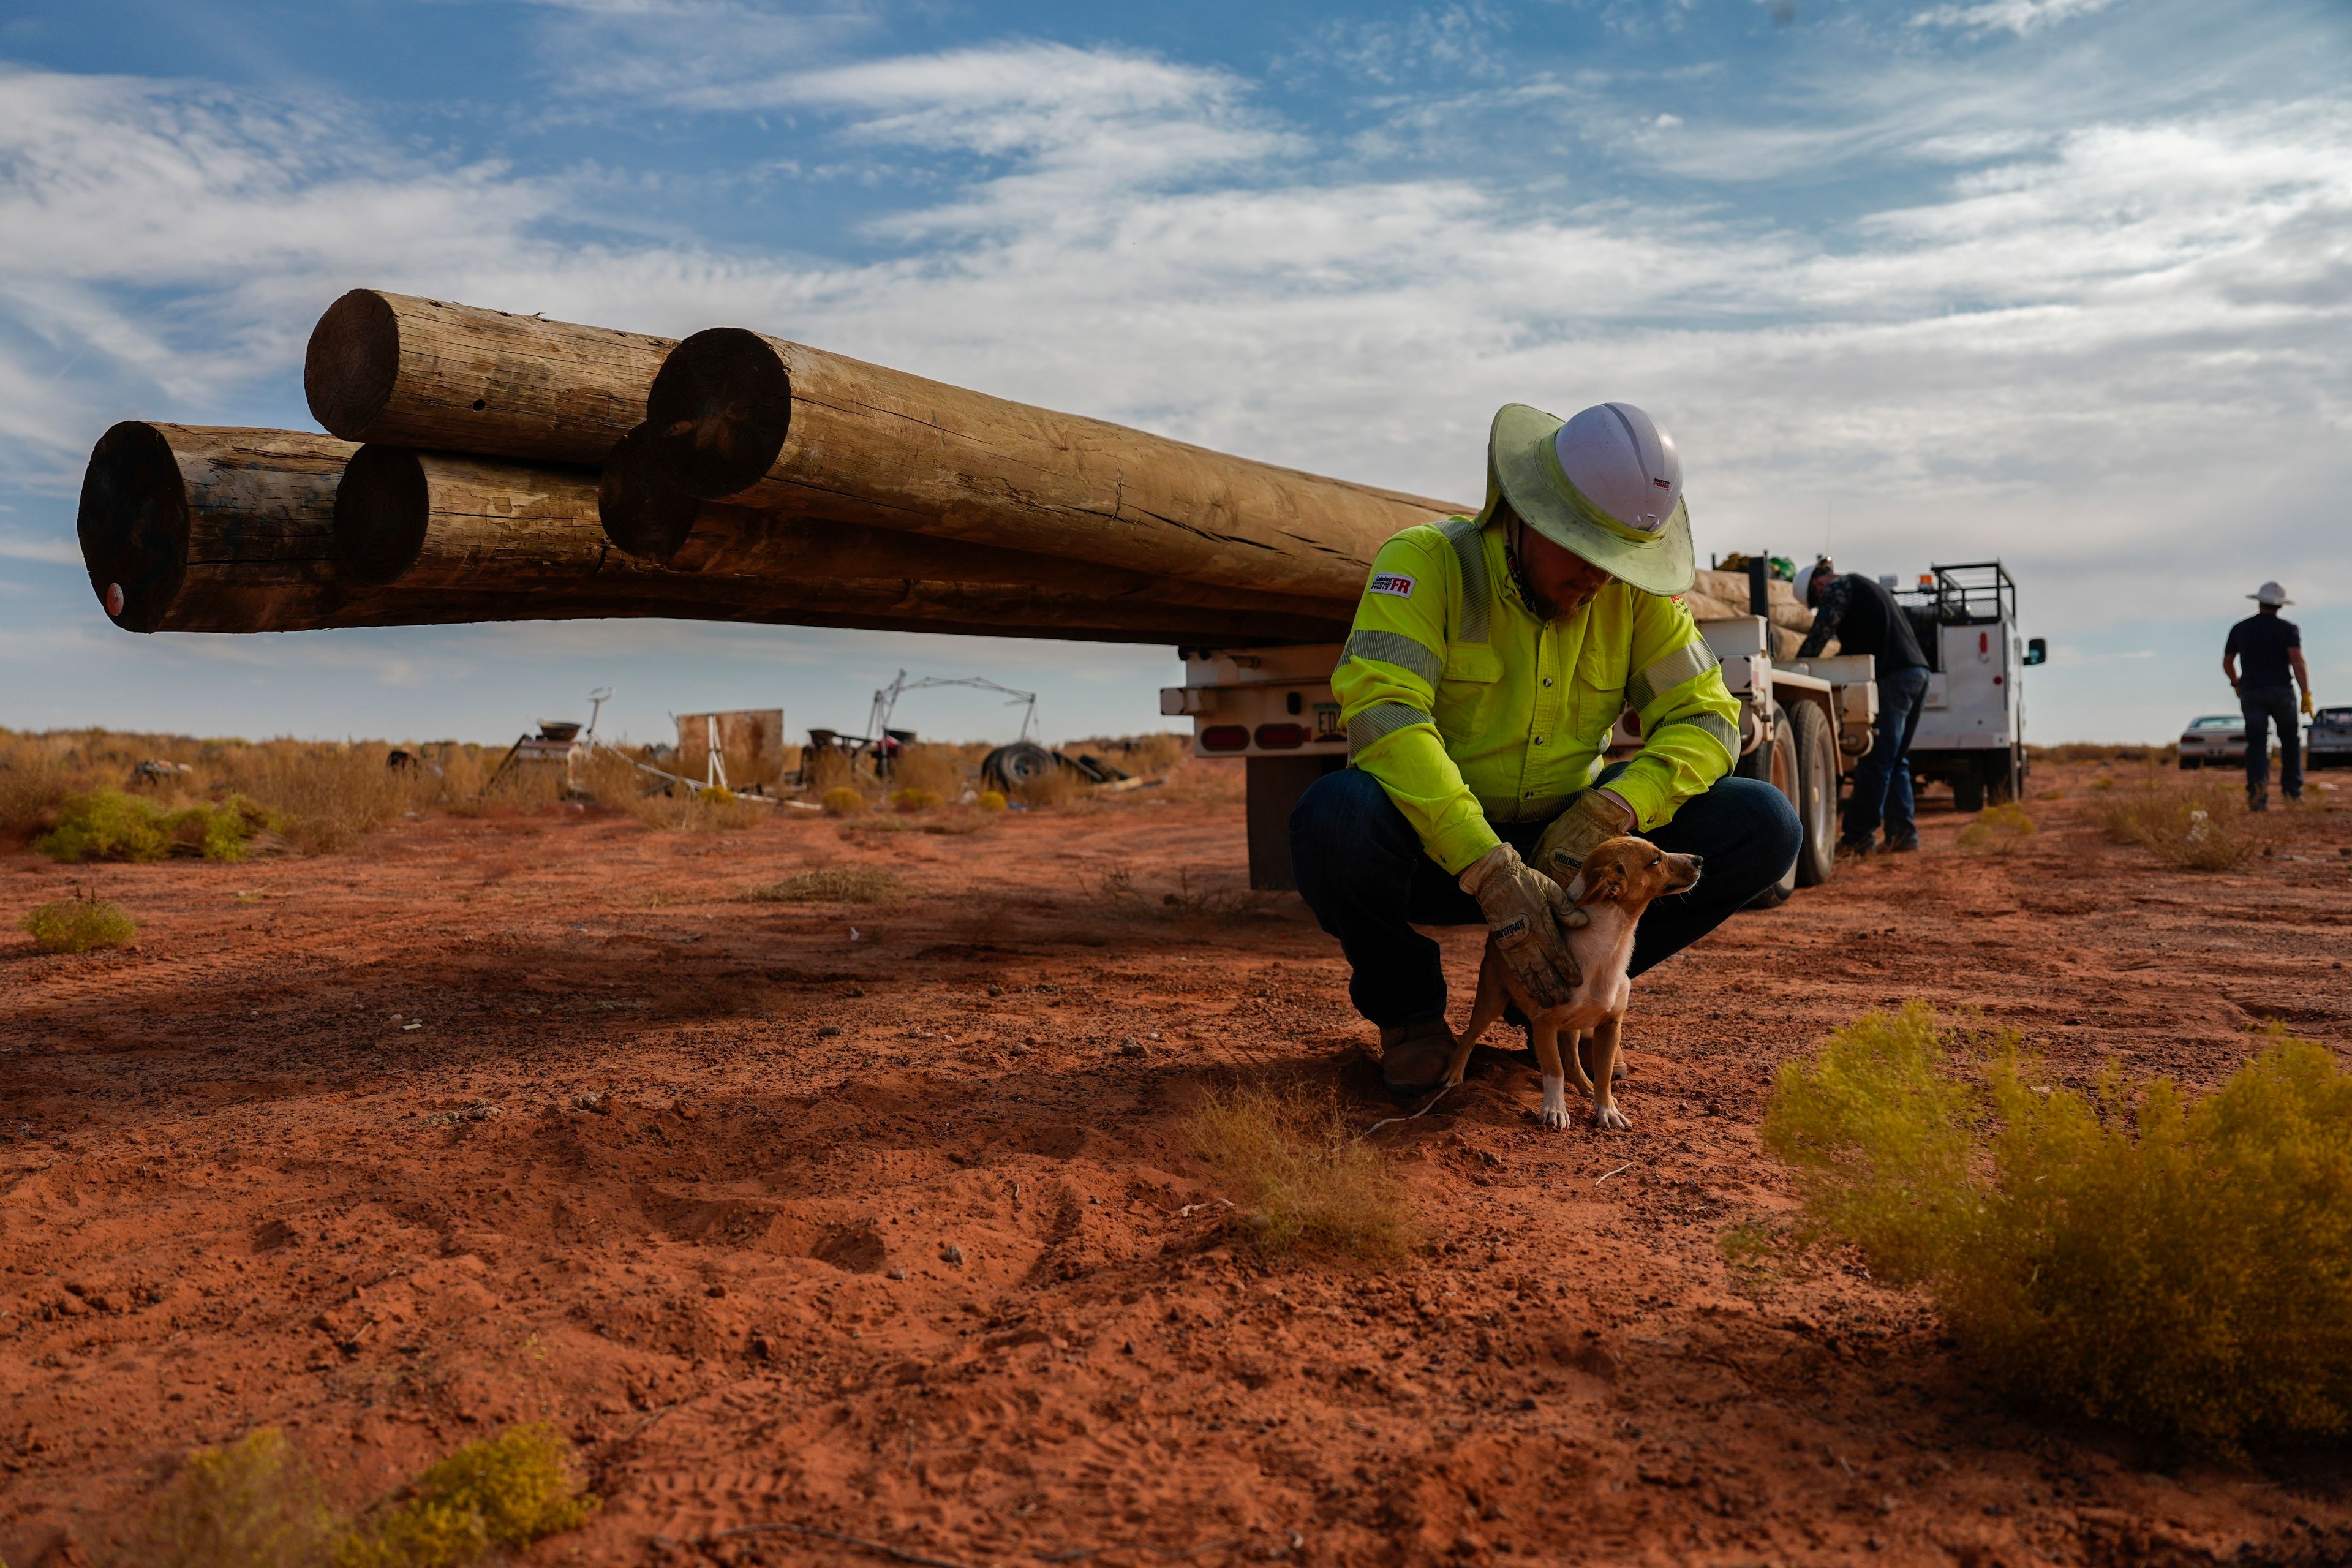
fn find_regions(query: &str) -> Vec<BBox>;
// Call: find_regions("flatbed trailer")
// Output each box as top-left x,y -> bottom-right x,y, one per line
1164,614 -> 1879,897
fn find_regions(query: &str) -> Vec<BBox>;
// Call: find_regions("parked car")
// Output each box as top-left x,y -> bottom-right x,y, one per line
2309,706 -> 2352,769
2177,714 -> 2247,769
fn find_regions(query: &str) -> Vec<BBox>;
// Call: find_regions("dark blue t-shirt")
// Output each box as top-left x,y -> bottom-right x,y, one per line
2226,612 -> 2300,689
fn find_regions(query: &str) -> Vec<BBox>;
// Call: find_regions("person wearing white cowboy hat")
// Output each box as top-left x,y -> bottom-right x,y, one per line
2224,581 -> 2311,810
1288,401 -> 1801,1098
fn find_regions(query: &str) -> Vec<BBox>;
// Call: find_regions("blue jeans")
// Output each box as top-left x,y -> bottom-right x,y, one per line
2241,684 -> 2301,801
1291,766 -> 1801,1030
1845,665 -> 1930,842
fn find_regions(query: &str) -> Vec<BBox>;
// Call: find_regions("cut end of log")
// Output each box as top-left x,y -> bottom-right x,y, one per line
305,289 -> 401,440
641,326 -> 791,500
77,421 -> 190,634
333,445 -> 432,586
599,425 -> 704,562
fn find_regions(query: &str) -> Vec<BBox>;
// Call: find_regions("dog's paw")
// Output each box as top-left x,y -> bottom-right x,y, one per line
1538,1075 -> 1570,1131
1592,1102 -> 1631,1131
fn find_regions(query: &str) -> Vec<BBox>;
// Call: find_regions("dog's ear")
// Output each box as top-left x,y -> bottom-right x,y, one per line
1575,862 -> 1626,908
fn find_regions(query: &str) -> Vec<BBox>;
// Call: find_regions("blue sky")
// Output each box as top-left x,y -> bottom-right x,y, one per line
1,0 -> 2346,747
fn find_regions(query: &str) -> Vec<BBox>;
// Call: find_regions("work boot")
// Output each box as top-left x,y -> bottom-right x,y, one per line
1836,835 -> 1875,859
1883,830 -> 1920,853
1379,1019 -> 1456,1099
2248,793 -> 2269,813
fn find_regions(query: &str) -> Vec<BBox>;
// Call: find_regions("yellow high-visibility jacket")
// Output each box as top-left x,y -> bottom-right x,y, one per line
1332,514 -> 1741,874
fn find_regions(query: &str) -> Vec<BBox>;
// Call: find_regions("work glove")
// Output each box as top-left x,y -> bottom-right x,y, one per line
2304,691 -> 2317,718
1533,788 -> 1634,883
1459,843 -> 1585,1011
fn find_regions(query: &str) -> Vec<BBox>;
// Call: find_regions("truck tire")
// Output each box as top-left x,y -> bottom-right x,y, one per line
1789,700 -> 1836,888
2178,755 -> 2198,771
981,742 -> 1057,793
1952,772 -> 1985,813
1738,703 -> 1800,908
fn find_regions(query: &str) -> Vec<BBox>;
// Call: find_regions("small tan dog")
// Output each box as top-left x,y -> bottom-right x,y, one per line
1442,836 -> 1702,1131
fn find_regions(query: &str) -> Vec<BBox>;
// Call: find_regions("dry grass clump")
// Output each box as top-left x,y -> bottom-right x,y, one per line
745,865 -> 901,903
821,786 -> 866,817
140,1423 -> 594,1568
891,787 -> 944,812
1957,801 -> 2035,854
2031,742 -> 2165,766
1098,861 -> 1268,922
888,743 -> 968,802
1067,732 -> 1188,775
1763,1003 -> 2352,1457
978,790 -> 1008,812
2081,773 -> 2275,870
1012,765 -> 1086,809
576,749 -> 771,831
0,730 -> 74,842
211,741 -> 434,852
22,894 -> 137,954
1191,1082 -> 1415,1258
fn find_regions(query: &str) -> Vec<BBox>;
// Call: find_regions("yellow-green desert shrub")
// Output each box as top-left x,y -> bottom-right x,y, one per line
338,1422 -> 597,1568
138,1423 -> 596,1568
34,790 -> 276,864
21,895 -> 137,954
1763,1004 -> 2352,1456
1957,802 -> 2035,854
142,1428 -> 337,1568
820,786 -> 865,816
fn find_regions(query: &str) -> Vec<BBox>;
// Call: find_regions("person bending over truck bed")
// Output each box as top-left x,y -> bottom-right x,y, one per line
1289,402 -> 1801,1098
1796,559 -> 1932,856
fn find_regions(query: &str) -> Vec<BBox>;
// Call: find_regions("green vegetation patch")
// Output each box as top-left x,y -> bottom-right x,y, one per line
337,1422 -> 598,1568
1763,1003 -> 2352,1457
36,789 -> 276,864
21,895 -> 137,954
140,1423 -> 596,1568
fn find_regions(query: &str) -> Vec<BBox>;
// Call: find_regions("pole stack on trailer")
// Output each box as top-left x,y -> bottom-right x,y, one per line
75,290 -> 1460,648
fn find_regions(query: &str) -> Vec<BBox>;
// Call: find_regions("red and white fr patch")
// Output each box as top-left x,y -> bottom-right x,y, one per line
1368,573 -> 1416,598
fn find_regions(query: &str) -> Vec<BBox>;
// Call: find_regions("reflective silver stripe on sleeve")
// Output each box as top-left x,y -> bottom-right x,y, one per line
1440,517 -> 1490,644
1343,629 -> 1444,685
1627,637 -> 1722,713
1653,710 -> 1740,760
1346,702 -> 1436,756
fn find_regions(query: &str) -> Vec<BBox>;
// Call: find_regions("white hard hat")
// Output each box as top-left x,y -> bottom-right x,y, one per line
1795,559 -> 1832,605
2250,581 -> 2291,606
1555,402 -> 1681,533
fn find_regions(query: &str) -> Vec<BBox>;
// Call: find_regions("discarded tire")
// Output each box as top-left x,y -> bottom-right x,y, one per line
981,742 -> 1057,793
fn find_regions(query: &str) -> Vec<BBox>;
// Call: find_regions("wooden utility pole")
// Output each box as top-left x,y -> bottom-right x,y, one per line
304,290 -> 673,466
621,328 -> 1464,603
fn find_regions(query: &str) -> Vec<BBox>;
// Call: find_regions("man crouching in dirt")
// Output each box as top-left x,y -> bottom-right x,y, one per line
1290,402 -> 1801,1098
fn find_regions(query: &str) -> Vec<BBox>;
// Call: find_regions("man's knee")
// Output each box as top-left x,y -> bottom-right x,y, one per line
1290,768 -> 1414,903
1697,775 -> 1801,881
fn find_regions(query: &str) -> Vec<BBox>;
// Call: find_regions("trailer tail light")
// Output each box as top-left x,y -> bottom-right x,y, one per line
1253,723 -> 1308,750
1200,725 -> 1250,752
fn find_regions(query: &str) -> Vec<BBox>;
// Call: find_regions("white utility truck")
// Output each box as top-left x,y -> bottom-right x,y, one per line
1163,558 -> 2038,897
1893,562 -> 2045,812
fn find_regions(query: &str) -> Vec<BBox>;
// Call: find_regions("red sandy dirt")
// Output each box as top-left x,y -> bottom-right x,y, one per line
4,763 -> 2350,1568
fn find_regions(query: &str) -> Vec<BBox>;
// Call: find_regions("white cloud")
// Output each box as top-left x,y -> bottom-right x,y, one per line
1913,0 -> 2121,39
0,529 -> 80,565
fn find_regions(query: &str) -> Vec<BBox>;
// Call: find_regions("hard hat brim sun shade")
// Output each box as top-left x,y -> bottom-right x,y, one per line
1482,403 -> 1695,597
